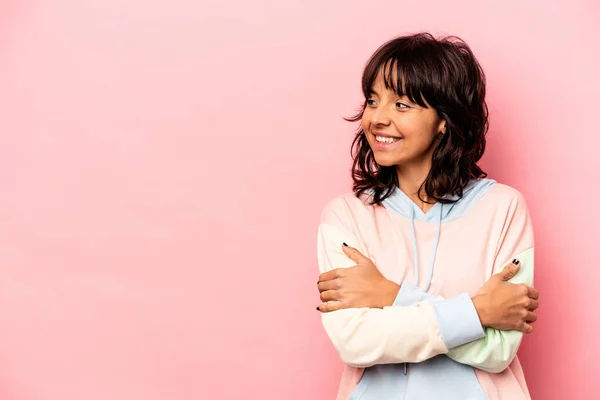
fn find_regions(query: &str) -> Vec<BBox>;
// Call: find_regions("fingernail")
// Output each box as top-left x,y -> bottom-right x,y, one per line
512,259 -> 519,265
316,306 -> 320,311
343,242 -> 348,247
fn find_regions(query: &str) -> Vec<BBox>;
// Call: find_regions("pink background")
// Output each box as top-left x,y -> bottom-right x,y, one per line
0,0 -> 598,399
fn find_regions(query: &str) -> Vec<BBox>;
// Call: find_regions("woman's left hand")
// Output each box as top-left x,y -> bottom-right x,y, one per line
316,244 -> 400,313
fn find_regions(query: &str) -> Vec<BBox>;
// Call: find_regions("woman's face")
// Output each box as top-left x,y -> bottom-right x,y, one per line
361,73 -> 446,170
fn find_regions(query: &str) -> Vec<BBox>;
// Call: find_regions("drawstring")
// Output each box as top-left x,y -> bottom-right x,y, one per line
409,206 -> 419,287
408,203 -> 443,291
405,203 -> 443,375
424,205 -> 443,292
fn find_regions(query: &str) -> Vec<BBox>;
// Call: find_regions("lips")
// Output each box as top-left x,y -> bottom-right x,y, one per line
369,130 -> 403,151
372,131 -> 402,139
375,135 -> 401,143
373,131 -> 402,143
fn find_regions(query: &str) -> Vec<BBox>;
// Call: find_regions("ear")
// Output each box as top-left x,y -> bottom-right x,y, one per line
437,119 -> 447,135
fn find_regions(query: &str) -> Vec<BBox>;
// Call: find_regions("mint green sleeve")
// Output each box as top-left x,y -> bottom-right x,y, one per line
446,247 -> 534,373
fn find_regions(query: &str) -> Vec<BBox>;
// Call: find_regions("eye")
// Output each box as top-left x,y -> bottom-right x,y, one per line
366,99 -> 377,107
395,102 -> 410,109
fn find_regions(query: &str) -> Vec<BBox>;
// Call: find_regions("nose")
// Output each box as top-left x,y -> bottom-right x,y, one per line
371,104 -> 391,126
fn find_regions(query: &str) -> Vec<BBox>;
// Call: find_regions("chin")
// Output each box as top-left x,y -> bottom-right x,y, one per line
373,153 -> 402,167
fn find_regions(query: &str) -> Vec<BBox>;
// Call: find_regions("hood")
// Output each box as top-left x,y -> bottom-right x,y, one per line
380,178 -> 496,292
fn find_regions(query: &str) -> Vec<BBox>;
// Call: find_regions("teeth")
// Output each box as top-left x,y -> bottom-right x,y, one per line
375,135 -> 400,143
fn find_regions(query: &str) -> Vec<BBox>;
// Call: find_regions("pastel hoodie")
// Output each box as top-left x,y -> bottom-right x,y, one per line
316,179 -> 534,400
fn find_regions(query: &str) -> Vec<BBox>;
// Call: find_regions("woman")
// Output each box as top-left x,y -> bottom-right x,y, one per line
315,33 -> 539,399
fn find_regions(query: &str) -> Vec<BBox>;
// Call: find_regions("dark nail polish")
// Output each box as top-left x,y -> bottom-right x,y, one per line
316,307 -> 320,311
343,242 -> 348,247
512,259 -> 519,265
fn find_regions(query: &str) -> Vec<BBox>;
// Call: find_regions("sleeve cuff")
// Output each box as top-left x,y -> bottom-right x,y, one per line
392,283 -> 436,306
432,293 -> 485,349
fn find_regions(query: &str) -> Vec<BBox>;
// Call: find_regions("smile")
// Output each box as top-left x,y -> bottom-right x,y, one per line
374,135 -> 402,143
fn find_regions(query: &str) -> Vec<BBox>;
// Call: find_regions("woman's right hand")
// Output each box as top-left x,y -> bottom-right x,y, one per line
472,259 -> 539,334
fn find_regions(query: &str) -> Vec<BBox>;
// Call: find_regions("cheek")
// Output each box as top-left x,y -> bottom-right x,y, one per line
396,118 -> 434,141
392,115 -> 414,134
360,114 -> 370,132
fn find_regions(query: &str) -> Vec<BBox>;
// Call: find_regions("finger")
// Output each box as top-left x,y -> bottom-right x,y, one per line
522,323 -> 534,334
316,301 -> 343,313
319,268 -> 345,283
497,259 -> 520,281
526,298 -> 539,311
341,243 -> 369,264
319,290 -> 340,303
317,279 -> 339,293
525,311 -> 538,323
527,286 -> 539,300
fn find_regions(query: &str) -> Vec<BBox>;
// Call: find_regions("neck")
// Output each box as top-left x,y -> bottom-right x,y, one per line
396,161 -> 435,213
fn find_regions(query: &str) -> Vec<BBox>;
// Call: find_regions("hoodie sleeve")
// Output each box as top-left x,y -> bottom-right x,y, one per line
393,190 -> 535,373
317,197 -> 485,368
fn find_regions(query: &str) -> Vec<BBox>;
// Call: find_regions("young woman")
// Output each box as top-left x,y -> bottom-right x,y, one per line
315,33 -> 539,399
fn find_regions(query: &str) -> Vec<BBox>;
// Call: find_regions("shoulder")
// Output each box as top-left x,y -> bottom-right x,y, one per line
319,192 -> 377,225
484,182 -> 530,215
484,183 -> 535,251
486,183 -> 526,202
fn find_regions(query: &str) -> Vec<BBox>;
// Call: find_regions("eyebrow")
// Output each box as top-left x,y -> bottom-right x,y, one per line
368,89 -> 412,103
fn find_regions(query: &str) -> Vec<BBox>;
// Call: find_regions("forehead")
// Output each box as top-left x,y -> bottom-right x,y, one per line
364,58 -> 432,108
370,64 -> 404,94
369,67 -> 434,108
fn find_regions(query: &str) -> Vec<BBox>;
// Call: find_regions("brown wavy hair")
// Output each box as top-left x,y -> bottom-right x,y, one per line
348,32 -> 489,205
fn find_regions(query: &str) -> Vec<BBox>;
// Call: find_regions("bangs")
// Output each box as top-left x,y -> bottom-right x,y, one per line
361,41 -> 441,109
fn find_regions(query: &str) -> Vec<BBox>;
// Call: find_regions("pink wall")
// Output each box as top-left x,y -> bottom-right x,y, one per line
0,0 -> 598,399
